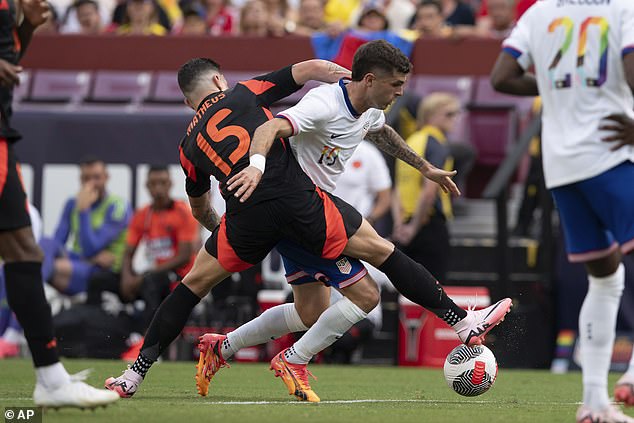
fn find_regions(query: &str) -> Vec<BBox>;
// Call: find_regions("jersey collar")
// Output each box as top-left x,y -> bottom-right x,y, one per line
339,79 -> 361,119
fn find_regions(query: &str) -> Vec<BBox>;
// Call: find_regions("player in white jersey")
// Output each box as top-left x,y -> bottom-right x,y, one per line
490,0 -> 634,421
193,40 -> 512,402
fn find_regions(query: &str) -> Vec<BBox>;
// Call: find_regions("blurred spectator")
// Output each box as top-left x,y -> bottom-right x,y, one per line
393,93 -> 460,281
323,0 -> 359,27
119,166 -> 199,360
157,0 -> 183,26
476,0 -> 533,34
455,0 -> 514,37
201,0 -> 235,35
239,0 -> 281,36
42,157 -> 131,296
73,0 -> 105,34
35,4 -> 60,34
293,0 -> 327,36
384,0 -> 416,32
357,5 -> 389,31
411,0 -> 452,38
112,0 -> 172,32
60,0 -> 112,34
442,0 -> 475,26
177,6 -> 208,35
115,0 -> 168,35
263,0 -> 296,35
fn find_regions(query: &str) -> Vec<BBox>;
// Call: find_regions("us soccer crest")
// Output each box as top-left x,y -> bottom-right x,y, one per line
336,257 -> 352,274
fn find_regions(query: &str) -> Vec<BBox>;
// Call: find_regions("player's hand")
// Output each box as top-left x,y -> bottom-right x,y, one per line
421,164 -> 461,196
76,182 -> 99,211
226,166 -> 263,203
20,0 -> 51,27
600,113 -> 634,151
0,59 -> 22,87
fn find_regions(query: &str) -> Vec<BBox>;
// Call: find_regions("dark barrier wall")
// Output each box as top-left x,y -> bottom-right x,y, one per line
22,35 -> 502,75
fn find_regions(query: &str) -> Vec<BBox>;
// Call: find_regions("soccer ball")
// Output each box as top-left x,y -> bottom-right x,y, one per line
443,344 -> 498,397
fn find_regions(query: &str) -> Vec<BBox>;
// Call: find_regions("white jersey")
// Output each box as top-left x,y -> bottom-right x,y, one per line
332,141 -> 392,218
503,0 -> 634,188
277,80 -> 386,192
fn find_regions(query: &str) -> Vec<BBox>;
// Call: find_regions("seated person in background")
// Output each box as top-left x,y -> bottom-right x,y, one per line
114,0 -> 168,35
119,165 -> 199,358
393,93 -> 459,282
410,0 -> 452,38
61,0 -> 105,34
292,0 -> 327,36
453,0 -> 515,39
442,0 -> 475,27
43,157 -> 131,296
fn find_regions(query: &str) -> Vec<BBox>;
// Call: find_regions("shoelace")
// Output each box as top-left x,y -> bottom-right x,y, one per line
288,363 -> 317,388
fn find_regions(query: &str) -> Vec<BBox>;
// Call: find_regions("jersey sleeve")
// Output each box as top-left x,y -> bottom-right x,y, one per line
501,9 -> 534,70
369,110 -> 386,132
179,146 -> 211,197
621,0 -> 634,57
276,87 -> 335,136
239,65 -> 303,108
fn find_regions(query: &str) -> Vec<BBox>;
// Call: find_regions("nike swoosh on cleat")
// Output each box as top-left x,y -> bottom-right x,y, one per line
330,134 -> 345,139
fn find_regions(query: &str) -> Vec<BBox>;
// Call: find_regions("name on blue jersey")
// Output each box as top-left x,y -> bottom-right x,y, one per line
557,0 -> 609,6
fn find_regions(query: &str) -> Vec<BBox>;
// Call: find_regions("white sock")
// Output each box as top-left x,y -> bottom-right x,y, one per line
35,362 -> 71,390
579,264 -> 624,411
223,303 -> 308,359
286,297 -> 367,365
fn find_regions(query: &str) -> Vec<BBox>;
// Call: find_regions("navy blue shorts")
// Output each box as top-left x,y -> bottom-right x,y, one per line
551,161 -> 634,262
276,239 -> 367,289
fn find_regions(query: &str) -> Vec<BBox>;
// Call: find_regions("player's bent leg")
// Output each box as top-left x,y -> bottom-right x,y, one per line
344,220 -> 511,345
1,229 -> 118,409
293,282 -> 331,327
338,274 -> 380,313
107,248 -> 231,398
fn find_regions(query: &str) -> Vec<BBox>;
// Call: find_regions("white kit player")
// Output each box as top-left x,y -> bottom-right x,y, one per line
490,0 -> 634,421
194,40 -> 512,403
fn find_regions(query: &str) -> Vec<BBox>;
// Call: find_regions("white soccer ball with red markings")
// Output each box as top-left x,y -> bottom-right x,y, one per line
443,344 -> 498,397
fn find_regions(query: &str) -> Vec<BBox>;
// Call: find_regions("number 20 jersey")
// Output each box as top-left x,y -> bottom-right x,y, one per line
179,66 -> 314,211
502,0 -> 634,189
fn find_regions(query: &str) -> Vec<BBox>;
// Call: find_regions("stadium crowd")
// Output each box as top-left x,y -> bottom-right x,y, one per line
41,0 -> 532,39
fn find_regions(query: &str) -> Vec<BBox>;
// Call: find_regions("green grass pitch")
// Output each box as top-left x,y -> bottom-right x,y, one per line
0,358 -> 632,423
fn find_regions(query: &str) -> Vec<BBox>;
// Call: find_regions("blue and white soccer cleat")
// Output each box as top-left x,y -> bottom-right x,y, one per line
34,371 -> 119,409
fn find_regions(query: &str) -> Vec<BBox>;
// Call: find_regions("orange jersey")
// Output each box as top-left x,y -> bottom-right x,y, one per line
127,200 -> 199,278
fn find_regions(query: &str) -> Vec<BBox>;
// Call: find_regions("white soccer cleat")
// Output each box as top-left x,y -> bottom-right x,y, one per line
454,298 -> 513,346
34,377 -> 119,409
104,368 -> 143,398
576,404 -> 634,423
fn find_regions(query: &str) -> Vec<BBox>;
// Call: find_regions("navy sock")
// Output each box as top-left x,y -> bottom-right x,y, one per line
138,283 -> 201,368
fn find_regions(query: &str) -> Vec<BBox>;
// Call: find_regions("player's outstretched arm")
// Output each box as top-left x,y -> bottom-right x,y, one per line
291,60 -> 351,86
227,118 -> 293,203
366,125 -> 460,196
188,191 -> 220,232
490,52 -> 539,96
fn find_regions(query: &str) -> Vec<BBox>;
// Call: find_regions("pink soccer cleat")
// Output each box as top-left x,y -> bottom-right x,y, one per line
105,368 -> 143,398
615,373 -> 634,407
454,298 -> 513,346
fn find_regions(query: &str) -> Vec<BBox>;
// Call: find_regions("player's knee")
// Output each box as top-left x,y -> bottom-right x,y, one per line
296,304 -> 323,327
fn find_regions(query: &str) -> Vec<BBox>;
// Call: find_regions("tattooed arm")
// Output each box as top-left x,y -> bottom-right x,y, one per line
188,191 -> 221,232
366,125 -> 461,196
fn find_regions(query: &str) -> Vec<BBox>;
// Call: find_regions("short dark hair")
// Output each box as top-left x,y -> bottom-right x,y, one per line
148,164 -> 169,175
177,58 -> 221,97
79,155 -> 105,167
351,40 -> 411,81
419,0 -> 442,14
74,0 -> 99,9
